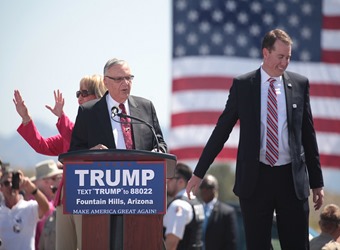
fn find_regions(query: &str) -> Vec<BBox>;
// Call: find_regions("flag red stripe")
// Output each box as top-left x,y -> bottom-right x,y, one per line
169,147 -> 238,161
173,77 -> 233,91
314,118 -> 340,133
171,112 -> 340,133
170,147 -> 340,169
310,83 -> 340,97
320,154 -> 340,169
171,112 -> 221,126
173,78 -> 340,98
322,50 -> 340,64
323,16 -> 340,30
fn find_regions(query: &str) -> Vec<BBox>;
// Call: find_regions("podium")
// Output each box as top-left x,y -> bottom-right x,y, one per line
59,149 -> 176,250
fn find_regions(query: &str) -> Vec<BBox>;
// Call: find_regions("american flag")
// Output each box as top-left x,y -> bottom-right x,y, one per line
169,0 -> 340,169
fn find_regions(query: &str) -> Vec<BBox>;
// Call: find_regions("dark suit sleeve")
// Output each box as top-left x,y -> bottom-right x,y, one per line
69,106 -> 89,151
150,101 -> 167,153
130,96 -> 167,152
194,80 -> 239,178
300,78 -> 323,188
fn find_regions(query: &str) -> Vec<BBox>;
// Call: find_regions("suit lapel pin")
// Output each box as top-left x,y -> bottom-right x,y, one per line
287,83 -> 292,88
292,104 -> 297,109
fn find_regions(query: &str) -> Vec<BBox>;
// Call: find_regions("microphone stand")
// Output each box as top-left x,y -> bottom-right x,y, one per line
114,112 -> 161,153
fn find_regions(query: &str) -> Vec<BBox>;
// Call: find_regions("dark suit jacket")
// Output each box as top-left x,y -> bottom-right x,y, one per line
205,201 -> 237,250
69,92 -> 167,152
194,68 -> 323,199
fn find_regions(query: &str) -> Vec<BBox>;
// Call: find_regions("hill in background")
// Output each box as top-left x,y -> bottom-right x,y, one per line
0,120 -> 58,169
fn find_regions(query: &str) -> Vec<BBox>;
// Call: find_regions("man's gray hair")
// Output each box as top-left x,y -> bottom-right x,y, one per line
103,58 -> 127,75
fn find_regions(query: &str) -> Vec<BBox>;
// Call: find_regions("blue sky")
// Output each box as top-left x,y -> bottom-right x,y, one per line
0,0 -> 172,137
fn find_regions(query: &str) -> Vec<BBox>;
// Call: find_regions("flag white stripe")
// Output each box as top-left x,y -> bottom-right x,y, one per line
317,132 -> 340,154
169,125 -> 240,148
173,57 -> 340,84
169,125 -> 340,156
173,56 -> 261,78
172,90 -> 228,113
172,91 -> 340,120
323,0 -> 340,16
322,30 -> 340,50
311,97 -> 340,119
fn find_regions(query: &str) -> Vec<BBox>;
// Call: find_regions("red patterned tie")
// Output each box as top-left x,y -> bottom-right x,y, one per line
119,103 -> 134,150
266,78 -> 279,166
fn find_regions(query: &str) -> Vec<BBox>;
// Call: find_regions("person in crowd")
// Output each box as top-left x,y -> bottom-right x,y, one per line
322,240 -> 340,250
31,159 -> 62,250
0,159 -> 4,204
0,168 -> 49,250
185,28 -> 324,250
69,58 -> 167,249
0,160 -> 12,204
199,174 -> 237,250
163,163 -> 204,250
310,204 -> 340,250
32,160 -> 62,202
13,74 -> 106,250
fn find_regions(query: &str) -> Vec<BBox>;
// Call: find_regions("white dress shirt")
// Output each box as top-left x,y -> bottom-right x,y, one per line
106,94 -> 131,149
259,67 -> 291,165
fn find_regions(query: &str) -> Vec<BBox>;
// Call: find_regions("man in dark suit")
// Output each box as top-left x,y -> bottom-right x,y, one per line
199,174 -> 237,250
70,58 -> 167,152
69,58 -> 167,248
186,29 -> 324,250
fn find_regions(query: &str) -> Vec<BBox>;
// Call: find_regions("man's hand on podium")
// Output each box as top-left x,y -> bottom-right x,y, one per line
90,144 -> 109,150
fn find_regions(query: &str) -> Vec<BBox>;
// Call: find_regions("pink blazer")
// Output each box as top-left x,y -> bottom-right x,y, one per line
17,113 -> 74,206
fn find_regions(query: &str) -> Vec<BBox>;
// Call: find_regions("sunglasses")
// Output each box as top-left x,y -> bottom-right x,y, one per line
76,90 -> 94,98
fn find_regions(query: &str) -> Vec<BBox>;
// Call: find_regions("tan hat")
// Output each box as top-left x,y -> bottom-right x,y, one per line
33,159 -> 63,181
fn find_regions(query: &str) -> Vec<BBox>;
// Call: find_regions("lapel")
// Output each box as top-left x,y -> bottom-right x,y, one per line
283,72 -> 293,130
207,200 -> 221,228
128,95 -> 139,117
252,69 -> 262,132
93,92 -> 116,148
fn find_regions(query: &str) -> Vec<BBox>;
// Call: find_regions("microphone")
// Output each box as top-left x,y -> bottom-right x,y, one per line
111,106 -> 119,118
110,106 -> 161,152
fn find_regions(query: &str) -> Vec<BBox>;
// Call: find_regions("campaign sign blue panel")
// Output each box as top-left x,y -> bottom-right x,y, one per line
64,161 -> 166,215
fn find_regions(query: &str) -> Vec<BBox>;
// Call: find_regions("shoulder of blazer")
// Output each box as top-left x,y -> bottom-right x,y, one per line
128,95 -> 151,106
235,68 -> 259,81
214,200 -> 235,213
284,71 -> 308,83
234,68 -> 261,89
79,98 -> 101,111
80,93 -> 108,111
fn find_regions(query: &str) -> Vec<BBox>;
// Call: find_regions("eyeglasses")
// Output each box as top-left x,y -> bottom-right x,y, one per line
105,75 -> 134,83
76,90 -> 94,98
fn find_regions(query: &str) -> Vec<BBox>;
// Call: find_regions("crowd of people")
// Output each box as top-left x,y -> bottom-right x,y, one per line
0,28 -> 339,250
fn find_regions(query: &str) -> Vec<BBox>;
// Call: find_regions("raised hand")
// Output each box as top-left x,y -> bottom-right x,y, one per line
13,90 -> 31,124
45,90 -> 65,118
